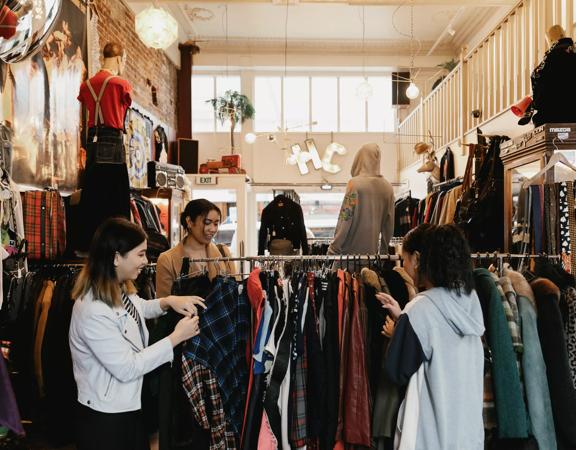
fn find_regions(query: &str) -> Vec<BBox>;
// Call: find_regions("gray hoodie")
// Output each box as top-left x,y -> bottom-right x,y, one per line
328,143 -> 395,255
389,287 -> 485,450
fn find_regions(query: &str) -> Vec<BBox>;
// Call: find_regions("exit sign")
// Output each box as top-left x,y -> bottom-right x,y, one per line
195,176 -> 218,185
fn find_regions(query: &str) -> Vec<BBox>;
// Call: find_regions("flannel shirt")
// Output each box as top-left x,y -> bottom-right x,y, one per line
181,356 -> 237,450
183,277 -> 249,434
22,191 -> 66,260
495,277 -> 523,358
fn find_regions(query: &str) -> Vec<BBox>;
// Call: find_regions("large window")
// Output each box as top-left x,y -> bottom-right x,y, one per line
191,75 -> 241,133
253,74 -> 395,133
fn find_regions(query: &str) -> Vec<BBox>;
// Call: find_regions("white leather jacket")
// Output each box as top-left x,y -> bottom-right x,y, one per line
69,290 -> 173,413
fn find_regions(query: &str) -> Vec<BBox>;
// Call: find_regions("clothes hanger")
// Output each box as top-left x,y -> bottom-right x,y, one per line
523,138 -> 576,188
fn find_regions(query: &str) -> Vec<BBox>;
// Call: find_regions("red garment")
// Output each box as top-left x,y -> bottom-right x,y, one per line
343,277 -> 371,446
0,6 -> 17,39
77,70 -> 132,129
22,191 -> 66,260
241,268 -> 266,443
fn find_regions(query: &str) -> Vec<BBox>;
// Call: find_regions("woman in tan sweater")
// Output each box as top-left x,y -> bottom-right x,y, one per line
156,199 -> 236,297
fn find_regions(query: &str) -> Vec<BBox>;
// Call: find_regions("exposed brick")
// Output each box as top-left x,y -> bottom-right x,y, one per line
94,0 -> 178,132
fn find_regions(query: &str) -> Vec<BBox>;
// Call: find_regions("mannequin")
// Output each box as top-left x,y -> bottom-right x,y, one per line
75,42 -> 132,252
328,143 -> 395,256
529,25 -> 576,126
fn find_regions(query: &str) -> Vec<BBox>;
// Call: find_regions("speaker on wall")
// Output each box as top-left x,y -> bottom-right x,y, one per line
392,72 -> 411,106
174,138 -> 199,174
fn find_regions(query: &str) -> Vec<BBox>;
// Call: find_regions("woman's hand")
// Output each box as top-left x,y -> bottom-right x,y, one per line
381,316 -> 396,338
376,292 -> 402,321
161,295 -> 206,317
169,316 -> 200,346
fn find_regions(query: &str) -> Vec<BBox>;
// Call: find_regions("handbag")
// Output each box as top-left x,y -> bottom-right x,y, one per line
455,137 -> 506,251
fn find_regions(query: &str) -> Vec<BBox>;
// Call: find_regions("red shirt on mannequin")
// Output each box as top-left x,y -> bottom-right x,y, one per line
77,70 -> 132,130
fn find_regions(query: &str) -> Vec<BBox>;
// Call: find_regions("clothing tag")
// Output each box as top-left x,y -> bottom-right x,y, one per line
92,134 -> 98,143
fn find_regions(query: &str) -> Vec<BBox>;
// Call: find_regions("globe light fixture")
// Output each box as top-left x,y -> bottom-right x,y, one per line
356,78 -> 373,101
244,133 -> 257,144
135,6 -> 178,50
406,81 -> 420,99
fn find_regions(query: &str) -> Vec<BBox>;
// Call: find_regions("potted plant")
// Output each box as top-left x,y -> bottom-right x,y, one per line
431,59 -> 458,90
207,90 -> 255,154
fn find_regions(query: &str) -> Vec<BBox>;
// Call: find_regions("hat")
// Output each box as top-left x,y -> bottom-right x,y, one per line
414,142 -> 431,155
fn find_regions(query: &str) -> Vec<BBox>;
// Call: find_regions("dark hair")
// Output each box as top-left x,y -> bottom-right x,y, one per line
418,224 -> 474,295
103,42 -> 124,58
72,218 -> 147,307
403,223 -> 436,254
180,199 -> 221,229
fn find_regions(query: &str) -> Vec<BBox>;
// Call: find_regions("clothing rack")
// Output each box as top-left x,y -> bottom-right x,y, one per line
432,176 -> 463,191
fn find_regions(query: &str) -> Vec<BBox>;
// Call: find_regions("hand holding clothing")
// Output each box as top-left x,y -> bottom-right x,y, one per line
161,295 -> 206,317
376,292 -> 402,320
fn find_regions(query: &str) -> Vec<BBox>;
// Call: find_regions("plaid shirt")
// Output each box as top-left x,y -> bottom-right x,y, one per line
22,191 -> 66,260
496,277 -> 523,357
290,275 -> 309,447
181,356 -> 237,450
183,277 -> 249,434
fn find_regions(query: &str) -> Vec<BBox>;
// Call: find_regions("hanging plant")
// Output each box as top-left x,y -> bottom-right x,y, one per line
207,90 -> 255,155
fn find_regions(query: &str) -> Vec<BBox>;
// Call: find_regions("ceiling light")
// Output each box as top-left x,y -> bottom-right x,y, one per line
447,26 -> 456,37
135,6 -> 179,50
321,183 -> 333,191
356,78 -> 373,101
406,82 -> 420,99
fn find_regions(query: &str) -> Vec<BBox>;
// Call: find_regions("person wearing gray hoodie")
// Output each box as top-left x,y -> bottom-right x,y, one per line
378,224 -> 485,450
328,143 -> 395,255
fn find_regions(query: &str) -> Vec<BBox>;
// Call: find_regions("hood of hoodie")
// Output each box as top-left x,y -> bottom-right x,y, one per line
421,287 -> 485,337
351,143 -> 382,177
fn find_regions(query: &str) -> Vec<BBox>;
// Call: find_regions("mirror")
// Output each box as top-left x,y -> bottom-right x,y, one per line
510,160 -> 541,252
0,0 -> 62,64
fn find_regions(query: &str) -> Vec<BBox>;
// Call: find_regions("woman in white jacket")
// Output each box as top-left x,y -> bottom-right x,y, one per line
69,218 -> 205,450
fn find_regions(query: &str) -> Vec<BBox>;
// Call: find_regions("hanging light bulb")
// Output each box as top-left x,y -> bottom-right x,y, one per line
244,133 -> 257,144
406,81 -> 420,99
356,78 -> 373,100
135,6 -> 179,50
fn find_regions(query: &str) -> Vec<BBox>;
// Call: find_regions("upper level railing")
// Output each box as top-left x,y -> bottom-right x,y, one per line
398,0 -> 574,170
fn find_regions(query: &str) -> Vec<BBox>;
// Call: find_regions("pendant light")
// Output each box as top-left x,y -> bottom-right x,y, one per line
135,4 -> 178,50
405,0 -> 420,100
356,6 -> 372,100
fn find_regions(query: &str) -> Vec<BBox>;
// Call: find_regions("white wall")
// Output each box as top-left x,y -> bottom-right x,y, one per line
195,131 -> 398,185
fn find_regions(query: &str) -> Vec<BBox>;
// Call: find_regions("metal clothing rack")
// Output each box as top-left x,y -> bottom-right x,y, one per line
432,176 -> 463,191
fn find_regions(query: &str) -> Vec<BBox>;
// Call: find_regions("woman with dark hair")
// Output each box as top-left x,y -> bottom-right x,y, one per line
156,199 -> 235,297
69,218 -> 206,450
377,224 -> 485,450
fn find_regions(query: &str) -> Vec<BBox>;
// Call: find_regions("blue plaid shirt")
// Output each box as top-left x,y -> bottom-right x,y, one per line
183,277 -> 249,434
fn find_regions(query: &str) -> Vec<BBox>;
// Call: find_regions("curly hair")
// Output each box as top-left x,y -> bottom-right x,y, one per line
402,223 -> 436,254
418,224 -> 474,295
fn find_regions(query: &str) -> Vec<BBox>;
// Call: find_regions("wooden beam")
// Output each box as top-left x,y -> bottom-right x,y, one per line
177,43 -> 200,139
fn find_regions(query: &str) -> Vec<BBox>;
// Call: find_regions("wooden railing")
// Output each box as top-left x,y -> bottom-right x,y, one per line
398,0 -> 574,170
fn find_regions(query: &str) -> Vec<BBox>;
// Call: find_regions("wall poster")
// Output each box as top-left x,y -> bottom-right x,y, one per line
125,107 -> 153,188
9,0 -> 87,190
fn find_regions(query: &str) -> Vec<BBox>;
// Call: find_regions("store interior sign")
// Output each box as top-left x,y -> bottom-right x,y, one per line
287,138 -> 347,175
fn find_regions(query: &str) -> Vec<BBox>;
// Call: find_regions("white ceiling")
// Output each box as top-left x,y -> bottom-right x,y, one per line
126,1 -> 515,65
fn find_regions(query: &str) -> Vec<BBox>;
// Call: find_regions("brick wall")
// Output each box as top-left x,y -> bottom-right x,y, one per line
93,0 -> 178,132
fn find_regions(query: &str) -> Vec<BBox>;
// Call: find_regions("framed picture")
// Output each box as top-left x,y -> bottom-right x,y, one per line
125,108 -> 153,188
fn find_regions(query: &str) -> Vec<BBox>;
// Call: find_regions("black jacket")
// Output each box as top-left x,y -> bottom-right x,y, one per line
258,195 -> 309,255
531,38 -> 576,126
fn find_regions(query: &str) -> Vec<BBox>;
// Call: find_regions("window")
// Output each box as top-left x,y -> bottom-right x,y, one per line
284,77 -> 309,130
254,77 -> 282,132
368,76 -> 395,132
191,75 -> 241,132
191,76 -> 214,132
311,77 -> 337,132
339,77 -> 366,132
